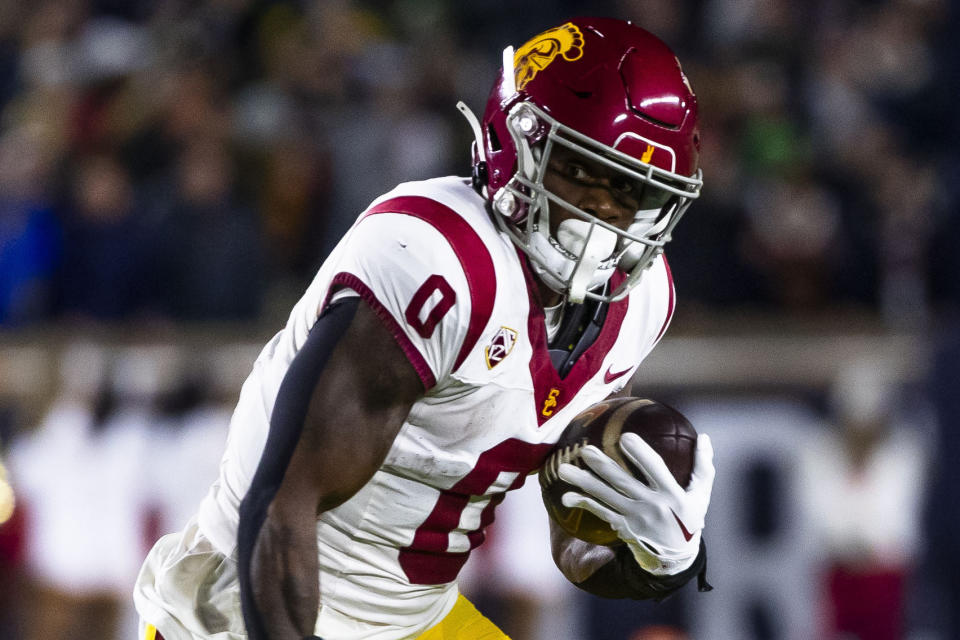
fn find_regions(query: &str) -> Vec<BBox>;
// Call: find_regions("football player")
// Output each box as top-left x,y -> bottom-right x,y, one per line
134,17 -> 715,640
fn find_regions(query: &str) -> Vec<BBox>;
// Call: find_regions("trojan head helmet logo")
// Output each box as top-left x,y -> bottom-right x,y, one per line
514,23 -> 585,90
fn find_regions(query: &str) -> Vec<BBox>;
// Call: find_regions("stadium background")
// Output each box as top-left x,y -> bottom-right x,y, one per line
0,0 -> 958,639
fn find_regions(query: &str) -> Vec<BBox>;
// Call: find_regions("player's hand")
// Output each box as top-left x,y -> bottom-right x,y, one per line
558,433 -> 714,575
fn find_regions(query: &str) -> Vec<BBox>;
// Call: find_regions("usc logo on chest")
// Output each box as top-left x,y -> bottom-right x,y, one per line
541,388 -> 561,417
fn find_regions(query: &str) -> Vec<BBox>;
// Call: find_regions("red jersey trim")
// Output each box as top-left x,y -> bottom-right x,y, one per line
654,256 -> 675,344
325,272 -> 436,390
518,252 -> 630,427
365,196 -> 497,373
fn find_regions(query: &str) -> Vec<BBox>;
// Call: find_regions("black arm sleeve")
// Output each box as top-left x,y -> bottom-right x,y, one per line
237,298 -> 359,640
576,538 -> 712,601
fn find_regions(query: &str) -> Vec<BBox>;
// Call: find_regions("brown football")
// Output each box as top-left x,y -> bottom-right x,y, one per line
540,397 -> 697,545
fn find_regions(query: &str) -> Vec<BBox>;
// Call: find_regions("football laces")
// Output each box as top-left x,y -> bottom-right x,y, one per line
540,438 -> 588,486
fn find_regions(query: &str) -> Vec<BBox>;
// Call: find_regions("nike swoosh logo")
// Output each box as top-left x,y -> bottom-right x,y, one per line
603,365 -> 633,384
671,509 -> 695,542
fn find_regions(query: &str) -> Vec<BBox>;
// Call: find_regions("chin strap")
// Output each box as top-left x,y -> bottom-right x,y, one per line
456,101 -> 489,200
456,101 -> 485,164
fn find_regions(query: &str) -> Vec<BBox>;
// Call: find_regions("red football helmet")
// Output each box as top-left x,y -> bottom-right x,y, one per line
457,17 -> 702,302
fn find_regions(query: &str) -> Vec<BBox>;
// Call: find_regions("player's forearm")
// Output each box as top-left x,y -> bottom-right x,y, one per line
550,521 -> 620,588
550,520 -> 709,600
244,507 -> 320,639
552,525 -> 649,599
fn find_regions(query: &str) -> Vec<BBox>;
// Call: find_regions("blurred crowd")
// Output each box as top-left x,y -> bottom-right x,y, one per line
0,343 -> 235,639
0,0 -> 956,328
1,1 -> 959,639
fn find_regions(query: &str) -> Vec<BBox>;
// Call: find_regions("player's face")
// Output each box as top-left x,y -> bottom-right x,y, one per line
542,145 -> 669,234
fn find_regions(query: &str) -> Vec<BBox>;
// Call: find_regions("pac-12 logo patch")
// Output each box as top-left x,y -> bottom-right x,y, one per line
484,326 -> 519,369
514,23 -> 585,90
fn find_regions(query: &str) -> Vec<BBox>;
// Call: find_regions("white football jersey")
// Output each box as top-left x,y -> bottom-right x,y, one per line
192,176 -> 675,635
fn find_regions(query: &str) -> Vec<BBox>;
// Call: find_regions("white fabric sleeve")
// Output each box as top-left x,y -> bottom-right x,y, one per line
322,213 -> 472,388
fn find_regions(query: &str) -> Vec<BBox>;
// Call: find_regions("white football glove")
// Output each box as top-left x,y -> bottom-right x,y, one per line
558,432 -> 715,576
